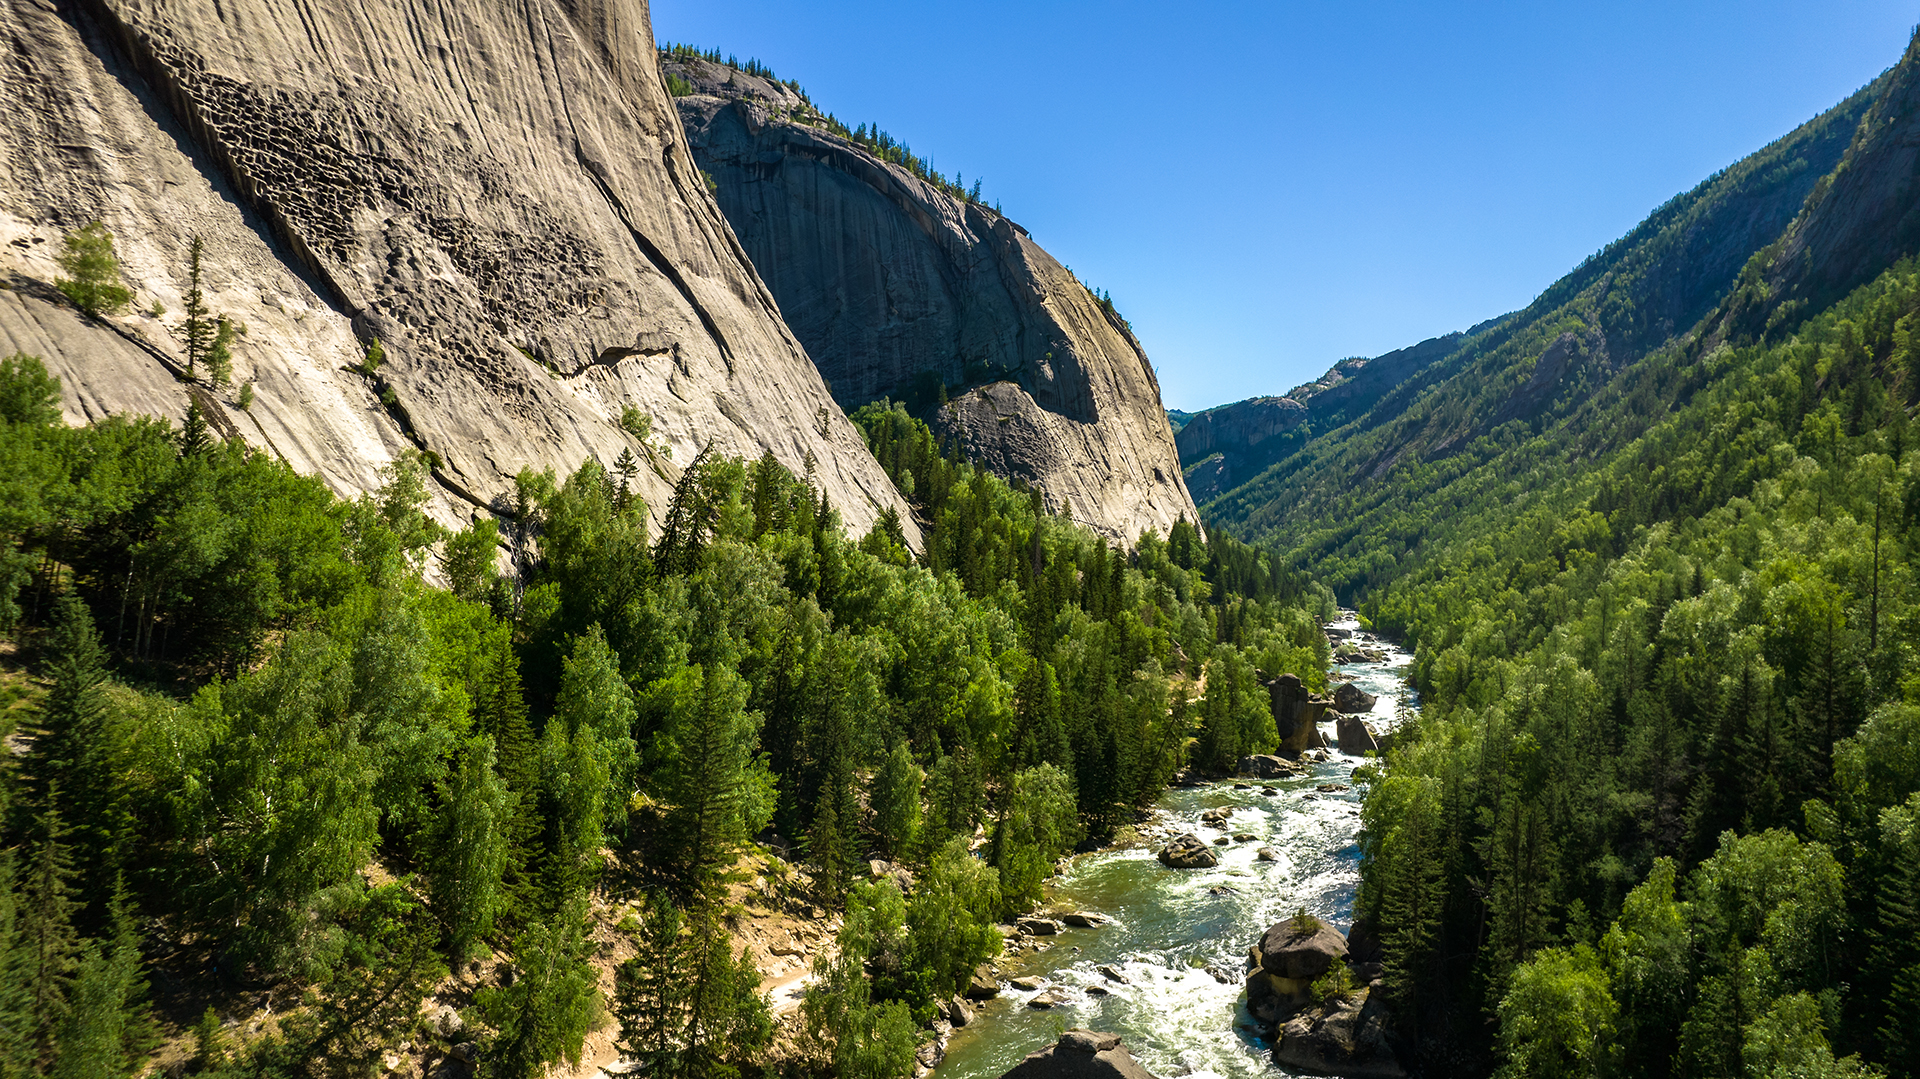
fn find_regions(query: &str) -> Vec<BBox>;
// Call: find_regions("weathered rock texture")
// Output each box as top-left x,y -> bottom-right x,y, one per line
668,57 -> 1196,542
0,0 -> 915,542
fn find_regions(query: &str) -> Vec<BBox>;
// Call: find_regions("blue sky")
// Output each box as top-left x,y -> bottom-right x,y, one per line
652,1 -> 1918,412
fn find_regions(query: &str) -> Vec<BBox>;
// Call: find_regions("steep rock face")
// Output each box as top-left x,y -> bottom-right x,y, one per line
0,0 -> 915,542
668,58 -> 1197,542
1723,33 -> 1920,340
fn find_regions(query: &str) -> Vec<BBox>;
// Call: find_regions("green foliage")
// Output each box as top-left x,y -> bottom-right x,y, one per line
179,236 -> 214,377
1496,944 -> 1617,1079
479,896 -> 598,1078
803,881 -> 920,1079
988,763 -> 1081,918
0,350 -> 1323,1076
54,222 -> 131,318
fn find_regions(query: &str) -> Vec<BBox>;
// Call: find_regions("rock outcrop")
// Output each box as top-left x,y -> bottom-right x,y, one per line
999,1029 -> 1158,1079
1266,674 -> 1331,758
668,57 -> 1197,543
1272,991 -> 1406,1079
0,0 -> 915,543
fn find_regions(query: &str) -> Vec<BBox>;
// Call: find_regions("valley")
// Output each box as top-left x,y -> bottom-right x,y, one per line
0,3 -> 1916,1079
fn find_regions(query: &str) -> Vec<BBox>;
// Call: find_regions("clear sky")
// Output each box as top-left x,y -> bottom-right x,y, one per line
651,1 -> 1917,413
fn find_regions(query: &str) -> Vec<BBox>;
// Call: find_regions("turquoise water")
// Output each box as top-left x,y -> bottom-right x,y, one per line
935,617 -> 1409,1078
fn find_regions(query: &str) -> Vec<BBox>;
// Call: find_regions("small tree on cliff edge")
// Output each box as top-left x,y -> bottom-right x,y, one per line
179,236 -> 215,378
54,222 -> 132,318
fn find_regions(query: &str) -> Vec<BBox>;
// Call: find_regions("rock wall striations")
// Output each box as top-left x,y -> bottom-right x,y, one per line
0,0 -> 916,543
667,57 -> 1198,543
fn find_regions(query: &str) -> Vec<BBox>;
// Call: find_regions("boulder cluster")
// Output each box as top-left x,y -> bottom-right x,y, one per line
1244,915 -> 1404,1078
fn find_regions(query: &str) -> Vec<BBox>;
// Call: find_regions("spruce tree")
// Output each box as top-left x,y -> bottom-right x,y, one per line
178,397 -> 212,456
179,236 -> 214,378
50,882 -> 153,1079
614,891 -> 688,1075
28,594 -> 121,917
19,803 -> 80,1072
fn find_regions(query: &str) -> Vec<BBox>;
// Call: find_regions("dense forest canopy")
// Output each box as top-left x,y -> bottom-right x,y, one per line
1180,33 -> 1920,1079
0,343 -> 1330,1076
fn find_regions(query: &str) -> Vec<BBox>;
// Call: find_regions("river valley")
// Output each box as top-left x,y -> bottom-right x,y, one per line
935,615 -> 1413,1078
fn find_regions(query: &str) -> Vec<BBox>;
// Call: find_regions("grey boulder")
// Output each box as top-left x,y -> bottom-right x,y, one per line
999,1029 -> 1159,1079
1158,834 -> 1219,869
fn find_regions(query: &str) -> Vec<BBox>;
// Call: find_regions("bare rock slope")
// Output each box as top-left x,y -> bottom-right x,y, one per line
0,0 -> 915,541
668,57 -> 1197,542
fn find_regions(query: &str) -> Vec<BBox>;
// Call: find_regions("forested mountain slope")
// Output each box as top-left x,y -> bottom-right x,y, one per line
665,53 -> 1199,544
1211,29 -> 1920,1079
0,0 -> 914,542
1194,68 -> 1884,572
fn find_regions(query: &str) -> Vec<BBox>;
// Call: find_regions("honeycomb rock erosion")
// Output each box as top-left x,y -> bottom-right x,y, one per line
0,0 -> 915,541
670,58 -> 1198,542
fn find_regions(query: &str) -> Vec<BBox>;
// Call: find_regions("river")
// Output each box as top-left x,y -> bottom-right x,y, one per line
935,614 -> 1413,1078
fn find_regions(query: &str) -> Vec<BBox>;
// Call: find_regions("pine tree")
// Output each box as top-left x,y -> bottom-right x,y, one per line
28,594 -> 122,919
178,396 -> 212,456
179,236 -> 214,378
19,803 -> 80,1072
53,222 -> 130,318
50,881 -> 154,1079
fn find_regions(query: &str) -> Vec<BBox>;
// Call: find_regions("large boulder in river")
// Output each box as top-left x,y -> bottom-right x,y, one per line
1158,834 -> 1219,869
1267,675 -> 1331,758
1259,917 -> 1350,980
999,1029 -> 1158,1079
1273,990 -> 1405,1079
1334,683 -> 1379,714
1335,715 -> 1381,756
1239,754 -> 1303,779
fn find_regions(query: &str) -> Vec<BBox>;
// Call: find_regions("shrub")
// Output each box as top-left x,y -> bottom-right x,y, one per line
55,221 -> 132,317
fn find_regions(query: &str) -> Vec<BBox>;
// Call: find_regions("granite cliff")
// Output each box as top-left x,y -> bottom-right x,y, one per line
0,0 -> 916,544
666,56 -> 1198,542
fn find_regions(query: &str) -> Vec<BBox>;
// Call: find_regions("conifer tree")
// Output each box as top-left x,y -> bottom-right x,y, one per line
205,317 -> 235,388
179,236 -> 214,378
614,891 -> 688,1075
178,397 -> 212,456
28,594 -> 118,901
18,803 -> 80,1072
657,660 -> 773,893
51,881 -> 153,1079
